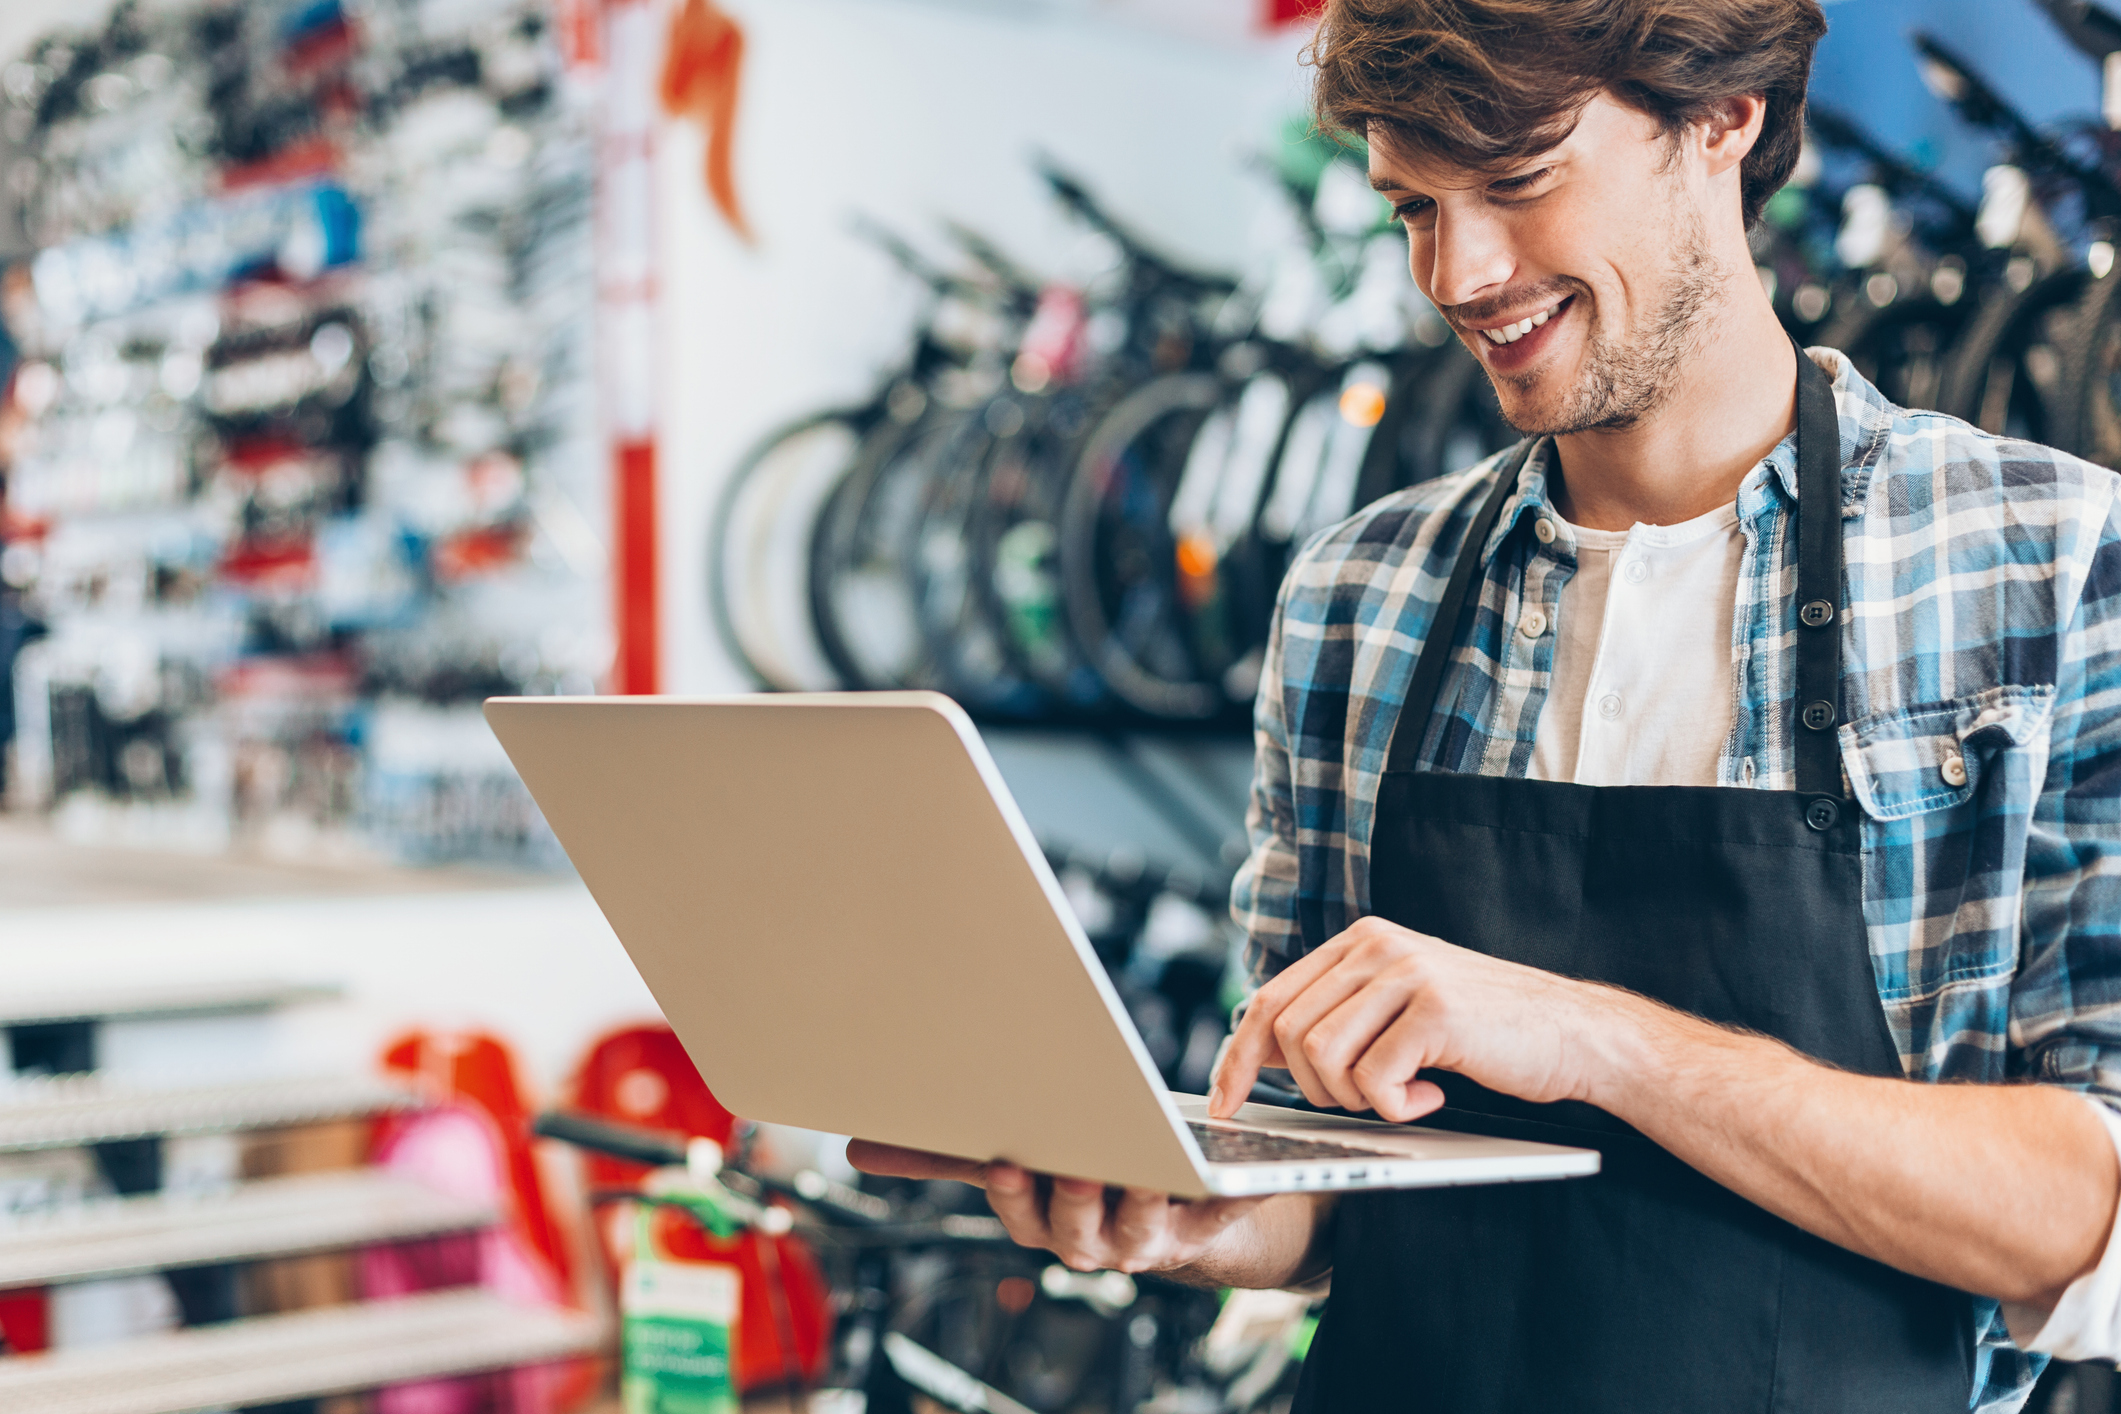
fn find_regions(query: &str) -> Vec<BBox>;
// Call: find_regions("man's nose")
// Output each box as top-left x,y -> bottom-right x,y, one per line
1419,208 -> 1515,312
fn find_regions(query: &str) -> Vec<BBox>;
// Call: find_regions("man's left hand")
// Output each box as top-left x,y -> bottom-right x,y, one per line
1209,915 -> 1628,1121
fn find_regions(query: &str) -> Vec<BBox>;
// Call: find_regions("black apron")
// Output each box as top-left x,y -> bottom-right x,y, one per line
1293,351 -> 1977,1412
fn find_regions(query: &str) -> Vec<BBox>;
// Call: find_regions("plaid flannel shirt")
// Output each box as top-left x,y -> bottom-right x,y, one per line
1230,347 -> 2121,1412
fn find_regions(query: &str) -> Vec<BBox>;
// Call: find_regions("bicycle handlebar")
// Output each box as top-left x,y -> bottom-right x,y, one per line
1911,33 -> 2121,217
534,1109 -> 905,1227
1806,106 -> 1981,232
1033,155 -> 1240,295
2030,0 -> 2121,62
532,1110 -> 691,1168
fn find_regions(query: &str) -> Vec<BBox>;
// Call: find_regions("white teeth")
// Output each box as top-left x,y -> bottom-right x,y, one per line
1478,301 -> 1561,347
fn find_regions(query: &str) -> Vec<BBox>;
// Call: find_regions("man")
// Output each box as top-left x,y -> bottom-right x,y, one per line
856,1 -> 2121,1407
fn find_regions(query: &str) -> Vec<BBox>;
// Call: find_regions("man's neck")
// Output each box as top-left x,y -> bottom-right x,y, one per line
1546,282 -> 1797,532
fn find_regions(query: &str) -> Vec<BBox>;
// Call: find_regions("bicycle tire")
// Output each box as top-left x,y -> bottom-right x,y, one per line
1818,291 -> 1975,414
966,386 -> 1115,710
2054,261 -> 2121,467
1935,266 -> 2087,441
904,399 -> 1051,717
1392,341 -> 1516,487
1059,372 -> 1238,721
808,404 -> 966,691
708,409 -> 873,690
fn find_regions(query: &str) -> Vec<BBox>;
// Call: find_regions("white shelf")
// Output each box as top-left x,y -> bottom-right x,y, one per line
0,1288 -> 605,1414
0,1075 -> 418,1153
0,1171 -> 497,1288
0,979 -> 340,1028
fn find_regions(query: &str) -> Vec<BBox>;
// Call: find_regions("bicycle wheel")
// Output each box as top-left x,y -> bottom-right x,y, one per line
967,386 -> 1113,710
1819,292 -> 1974,414
1935,266 -> 2087,441
1060,372 -> 1245,721
905,399 -> 1051,717
709,410 -> 872,690
2055,261 -> 2121,467
1257,359 -> 1397,548
1391,341 -> 1517,486
808,405 -> 964,691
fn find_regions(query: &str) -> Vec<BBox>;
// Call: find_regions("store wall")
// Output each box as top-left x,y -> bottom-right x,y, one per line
654,0 -> 1306,691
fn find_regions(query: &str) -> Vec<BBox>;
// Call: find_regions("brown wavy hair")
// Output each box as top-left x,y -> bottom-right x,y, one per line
1308,0 -> 1827,228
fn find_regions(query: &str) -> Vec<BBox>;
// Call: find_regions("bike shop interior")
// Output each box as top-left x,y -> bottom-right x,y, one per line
0,0 -> 2114,1411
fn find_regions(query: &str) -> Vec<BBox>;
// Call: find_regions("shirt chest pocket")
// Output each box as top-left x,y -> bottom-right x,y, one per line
1841,684 -> 2055,822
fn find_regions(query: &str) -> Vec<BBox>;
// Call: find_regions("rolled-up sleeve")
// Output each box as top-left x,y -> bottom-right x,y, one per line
1231,578 -> 1305,994
2007,506 -> 2121,1359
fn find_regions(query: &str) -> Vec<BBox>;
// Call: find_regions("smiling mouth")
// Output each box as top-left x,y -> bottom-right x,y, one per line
1475,296 -> 1571,345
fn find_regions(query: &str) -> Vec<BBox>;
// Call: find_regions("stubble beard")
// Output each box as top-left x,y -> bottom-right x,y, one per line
1488,201 -> 1725,437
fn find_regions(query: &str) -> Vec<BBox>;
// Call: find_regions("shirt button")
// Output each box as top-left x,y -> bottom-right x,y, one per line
1597,692 -> 1623,721
1624,559 -> 1649,584
1941,753 -> 1968,787
1519,609 -> 1548,639
1534,518 -> 1556,544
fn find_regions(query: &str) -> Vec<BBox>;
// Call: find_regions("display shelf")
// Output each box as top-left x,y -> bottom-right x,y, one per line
0,1171 -> 496,1289
0,1287 -> 604,1414
0,979 -> 341,1029
0,1075 -> 418,1153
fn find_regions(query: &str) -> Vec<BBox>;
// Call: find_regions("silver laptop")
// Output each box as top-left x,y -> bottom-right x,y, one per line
485,692 -> 1599,1198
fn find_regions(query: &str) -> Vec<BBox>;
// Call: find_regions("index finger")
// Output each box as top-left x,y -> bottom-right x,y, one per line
1211,945 -> 1342,1118
845,1139 -> 989,1187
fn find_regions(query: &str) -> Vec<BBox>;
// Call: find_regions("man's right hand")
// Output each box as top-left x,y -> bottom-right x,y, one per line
847,1140 -> 1274,1276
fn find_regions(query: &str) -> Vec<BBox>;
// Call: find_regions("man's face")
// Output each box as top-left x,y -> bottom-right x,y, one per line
1369,93 -> 1727,436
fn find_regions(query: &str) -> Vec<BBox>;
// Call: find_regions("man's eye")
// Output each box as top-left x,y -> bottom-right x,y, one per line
1393,198 -> 1434,224
1491,168 -> 1552,195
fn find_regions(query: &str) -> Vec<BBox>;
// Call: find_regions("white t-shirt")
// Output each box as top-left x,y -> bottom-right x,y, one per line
1527,498 -> 2119,1358
1527,501 -> 1743,787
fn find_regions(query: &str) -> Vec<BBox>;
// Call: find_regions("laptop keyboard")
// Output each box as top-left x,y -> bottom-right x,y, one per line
1188,1121 -> 1397,1164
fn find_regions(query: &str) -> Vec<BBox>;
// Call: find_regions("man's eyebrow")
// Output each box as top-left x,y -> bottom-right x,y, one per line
1367,173 -> 1407,193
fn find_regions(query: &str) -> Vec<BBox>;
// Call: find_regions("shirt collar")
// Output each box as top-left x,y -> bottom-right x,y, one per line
1473,343 -> 1888,567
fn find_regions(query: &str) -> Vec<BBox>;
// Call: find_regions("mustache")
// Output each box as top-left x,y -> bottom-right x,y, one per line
1440,280 -> 1583,329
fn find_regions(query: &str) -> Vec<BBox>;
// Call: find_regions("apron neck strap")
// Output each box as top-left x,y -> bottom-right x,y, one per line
1383,344 -> 1846,800
1791,341 -> 1846,803
1385,440 -> 1533,775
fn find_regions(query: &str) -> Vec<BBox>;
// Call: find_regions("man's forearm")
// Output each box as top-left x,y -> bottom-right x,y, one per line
1164,1192 -> 1336,1290
1585,988 -> 2119,1305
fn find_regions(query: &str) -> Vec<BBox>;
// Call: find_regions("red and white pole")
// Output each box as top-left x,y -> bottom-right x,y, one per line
596,0 -> 663,695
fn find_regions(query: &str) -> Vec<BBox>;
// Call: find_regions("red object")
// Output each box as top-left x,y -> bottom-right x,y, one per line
377,1031 -> 580,1298
614,438 -> 659,694
219,534 -> 317,589
218,136 -> 344,192
0,1291 -> 47,1354
0,509 -> 50,543
567,1024 -> 834,1391
433,523 -> 526,581
373,1030 -> 595,1413
217,651 -> 357,700
283,14 -> 359,75
1263,0 -> 1325,25
658,0 -> 752,243
554,0 -> 604,70
221,435 -> 311,472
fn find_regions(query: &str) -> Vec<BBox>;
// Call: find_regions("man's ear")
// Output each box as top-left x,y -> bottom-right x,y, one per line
1700,94 -> 1767,178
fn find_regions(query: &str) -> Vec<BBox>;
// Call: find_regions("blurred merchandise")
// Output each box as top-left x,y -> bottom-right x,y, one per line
1,0 -> 600,866
0,979 -> 601,1411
